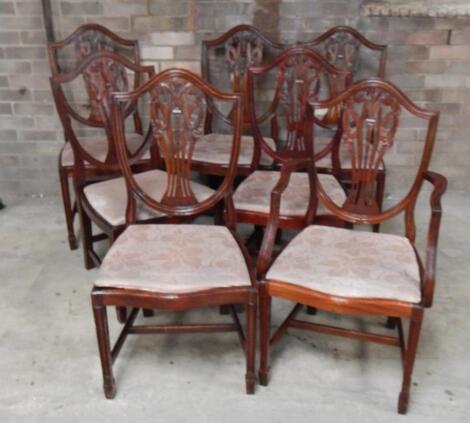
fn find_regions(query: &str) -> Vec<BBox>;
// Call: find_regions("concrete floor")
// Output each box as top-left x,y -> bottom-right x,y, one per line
1,190 -> 469,422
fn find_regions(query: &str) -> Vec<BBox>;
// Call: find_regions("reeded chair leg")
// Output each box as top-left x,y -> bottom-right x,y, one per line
79,207 -> 96,270
245,292 -> 257,394
259,285 -> 271,386
398,311 -> 424,414
92,304 -> 116,399
59,167 -> 78,250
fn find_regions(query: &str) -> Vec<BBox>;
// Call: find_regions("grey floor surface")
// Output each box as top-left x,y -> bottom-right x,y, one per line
0,190 -> 468,422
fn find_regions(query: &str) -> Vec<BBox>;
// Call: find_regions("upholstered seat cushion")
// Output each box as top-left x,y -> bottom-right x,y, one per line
60,133 -> 149,167
83,170 -> 214,227
95,224 -> 252,293
233,171 -> 346,216
267,226 -> 421,303
192,133 -> 276,167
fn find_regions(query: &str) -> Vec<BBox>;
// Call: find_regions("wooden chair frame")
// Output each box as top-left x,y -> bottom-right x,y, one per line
235,47 -> 352,235
48,24 -> 142,250
91,69 -> 257,398
257,79 -> 447,414
50,50 -> 158,270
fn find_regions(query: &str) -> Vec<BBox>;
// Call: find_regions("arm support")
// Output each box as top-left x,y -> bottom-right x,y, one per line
421,170 -> 447,307
256,158 -> 316,280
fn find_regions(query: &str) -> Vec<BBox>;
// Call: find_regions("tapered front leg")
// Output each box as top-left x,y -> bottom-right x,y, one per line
258,284 -> 271,386
92,303 -> 116,399
245,292 -> 257,394
398,310 -> 424,414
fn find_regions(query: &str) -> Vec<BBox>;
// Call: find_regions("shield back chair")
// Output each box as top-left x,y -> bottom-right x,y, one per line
303,26 -> 388,231
232,47 -> 352,247
48,24 -> 145,250
50,51 -> 169,271
90,69 -> 257,398
199,24 -> 287,176
257,78 -> 447,414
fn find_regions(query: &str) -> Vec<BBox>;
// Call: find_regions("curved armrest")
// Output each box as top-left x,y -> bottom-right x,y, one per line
256,158 -> 316,280
421,170 -> 447,307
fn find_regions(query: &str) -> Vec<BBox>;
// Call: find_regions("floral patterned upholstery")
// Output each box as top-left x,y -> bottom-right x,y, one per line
192,133 -> 276,167
60,133 -> 149,167
233,171 -> 346,216
267,226 -> 421,303
83,170 -> 214,226
95,224 -> 252,293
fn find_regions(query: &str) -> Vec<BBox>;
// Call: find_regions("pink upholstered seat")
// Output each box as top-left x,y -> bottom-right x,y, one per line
233,171 -> 346,216
192,133 -> 276,167
60,133 -> 149,167
83,170 -> 214,226
267,225 -> 421,303
95,224 -> 252,293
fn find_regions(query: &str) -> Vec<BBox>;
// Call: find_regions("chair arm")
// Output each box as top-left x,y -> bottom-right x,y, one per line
256,158 -> 315,280
421,170 -> 447,307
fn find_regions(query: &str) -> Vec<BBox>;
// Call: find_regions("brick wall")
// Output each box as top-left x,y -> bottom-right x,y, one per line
0,0 -> 469,198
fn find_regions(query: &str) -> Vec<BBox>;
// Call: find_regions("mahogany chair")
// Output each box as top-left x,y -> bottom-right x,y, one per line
91,69 -> 256,398
48,24 -> 144,250
232,47 -> 352,240
303,26 -> 388,230
198,24 -> 287,176
257,79 -> 447,414
50,51 -> 168,270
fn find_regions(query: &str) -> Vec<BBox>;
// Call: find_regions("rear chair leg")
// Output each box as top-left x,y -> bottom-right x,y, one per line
259,285 -> 271,386
373,172 -> 386,233
398,311 -> 424,414
79,207 -> 96,270
116,307 -> 127,323
59,167 -> 78,250
245,292 -> 256,394
92,303 -> 116,399
143,309 -> 155,317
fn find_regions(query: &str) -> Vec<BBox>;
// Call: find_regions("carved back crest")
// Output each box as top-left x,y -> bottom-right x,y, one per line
149,78 -> 207,206
342,86 -> 400,213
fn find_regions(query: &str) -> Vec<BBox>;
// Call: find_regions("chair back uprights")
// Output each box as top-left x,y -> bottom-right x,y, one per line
110,69 -> 243,224
310,78 -> 439,234
247,47 -> 352,167
50,51 -> 156,183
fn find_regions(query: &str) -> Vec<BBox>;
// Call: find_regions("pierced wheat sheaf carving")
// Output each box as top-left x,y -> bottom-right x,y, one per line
275,55 -> 324,156
82,56 -> 129,123
225,32 -> 264,92
324,32 -> 361,74
342,87 -> 400,213
150,78 -> 207,206
74,30 -> 115,61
